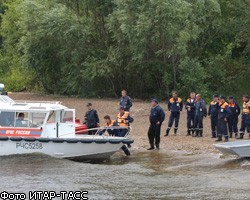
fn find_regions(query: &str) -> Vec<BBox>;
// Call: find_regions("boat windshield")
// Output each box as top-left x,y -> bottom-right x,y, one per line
0,111 -> 47,128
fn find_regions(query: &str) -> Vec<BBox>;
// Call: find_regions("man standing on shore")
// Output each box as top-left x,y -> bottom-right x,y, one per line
216,96 -> 231,142
193,94 -> 207,137
84,103 -> 100,135
237,95 -> 250,139
227,96 -> 240,138
120,90 -> 133,112
185,92 -> 196,136
148,99 -> 165,150
208,95 -> 219,138
165,91 -> 183,136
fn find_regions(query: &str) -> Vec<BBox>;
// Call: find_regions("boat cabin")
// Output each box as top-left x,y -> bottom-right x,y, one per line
0,95 -> 75,138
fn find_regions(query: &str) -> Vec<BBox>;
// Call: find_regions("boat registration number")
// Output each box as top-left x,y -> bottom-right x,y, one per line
16,142 -> 43,149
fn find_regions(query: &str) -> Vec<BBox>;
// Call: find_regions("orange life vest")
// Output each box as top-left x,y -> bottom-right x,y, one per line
117,112 -> 129,127
219,102 -> 229,109
170,97 -> 182,103
105,120 -> 115,127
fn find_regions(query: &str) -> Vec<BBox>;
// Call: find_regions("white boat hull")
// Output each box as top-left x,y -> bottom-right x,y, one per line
214,140 -> 250,157
0,136 -> 131,161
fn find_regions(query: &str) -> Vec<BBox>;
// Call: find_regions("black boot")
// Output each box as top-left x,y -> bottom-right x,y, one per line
229,132 -> 233,138
164,128 -> 170,137
174,128 -> 178,136
215,136 -> 222,142
147,146 -> 154,150
235,133 -> 238,138
236,133 -> 244,139
193,130 -> 199,137
122,145 -> 131,156
199,130 -> 203,137
156,144 -> 160,150
192,130 -> 195,136
224,137 -> 229,142
186,130 -> 191,136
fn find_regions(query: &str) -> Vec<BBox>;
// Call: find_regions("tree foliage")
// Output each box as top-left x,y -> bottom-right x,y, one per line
0,0 -> 249,99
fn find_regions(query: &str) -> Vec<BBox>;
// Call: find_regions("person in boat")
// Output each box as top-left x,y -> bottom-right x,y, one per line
193,94 -> 207,137
165,91 -> 183,136
237,95 -> 250,139
120,90 -> 133,112
208,95 -> 220,138
185,92 -> 196,136
215,96 -> 232,142
84,103 -> 100,135
15,113 -> 26,127
227,96 -> 240,138
116,107 -> 134,156
147,98 -> 165,150
99,115 -> 119,136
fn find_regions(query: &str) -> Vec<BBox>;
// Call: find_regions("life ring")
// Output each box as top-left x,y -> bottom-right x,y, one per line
66,138 -> 79,143
122,139 -> 134,144
109,139 -> 123,144
24,137 -> 36,142
51,138 -> 65,143
9,137 -> 22,141
0,136 -> 9,141
37,138 -> 50,143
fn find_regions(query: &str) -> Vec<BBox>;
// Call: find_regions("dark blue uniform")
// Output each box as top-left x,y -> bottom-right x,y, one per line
227,101 -> 240,137
217,102 -> 231,140
194,99 -> 207,137
148,105 -> 165,149
208,101 -> 219,138
185,98 -> 195,135
166,97 -> 183,135
120,96 -> 133,111
84,109 -> 100,135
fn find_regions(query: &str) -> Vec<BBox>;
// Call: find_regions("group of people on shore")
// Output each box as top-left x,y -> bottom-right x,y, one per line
148,92 -> 250,150
83,89 -> 250,154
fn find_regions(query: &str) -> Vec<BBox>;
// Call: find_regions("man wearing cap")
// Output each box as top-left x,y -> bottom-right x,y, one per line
120,90 -> 133,112
84,103 -> 100,135
227,96 -> 240,138
185,92 -> 196,136
165,91 -> 183,136
193,94 -> 207,137
216,96 -> 232,142
237,95 -> 250,139
148,99 -> 165,150
208,95 -> 220,138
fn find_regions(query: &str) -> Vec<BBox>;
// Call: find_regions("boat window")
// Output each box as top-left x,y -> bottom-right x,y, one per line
0,111 -> 15,127
47,111 -> 56,123
15,112 -> 29,127
15,112 -> 46,128
61,111 -> 73,123
29,113 -> 47,127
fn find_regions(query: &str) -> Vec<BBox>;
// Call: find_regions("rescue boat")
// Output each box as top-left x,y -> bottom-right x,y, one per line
0,95 -> 133,161
214,140 -> 250,158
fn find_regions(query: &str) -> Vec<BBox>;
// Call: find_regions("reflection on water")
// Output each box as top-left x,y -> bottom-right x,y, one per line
0,151 -> 249,200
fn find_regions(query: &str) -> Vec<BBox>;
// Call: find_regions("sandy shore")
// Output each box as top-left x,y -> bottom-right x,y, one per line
8,92 -> 245,155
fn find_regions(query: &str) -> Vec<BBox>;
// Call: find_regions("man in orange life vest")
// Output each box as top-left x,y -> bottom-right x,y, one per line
185,92 -> 196,136
100,115 -> 119,136
237,95 -> 250,139
216,96 -> 232,142
116,107 -> 134,156
165,91 -> 183,136
227,96 -> 240,138
208,95 -> 220,138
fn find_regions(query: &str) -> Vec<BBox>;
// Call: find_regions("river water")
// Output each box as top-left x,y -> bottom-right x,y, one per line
0,150 -> 249,200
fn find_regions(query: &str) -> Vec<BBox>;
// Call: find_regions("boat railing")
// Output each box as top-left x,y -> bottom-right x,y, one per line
14,100 -> 62,105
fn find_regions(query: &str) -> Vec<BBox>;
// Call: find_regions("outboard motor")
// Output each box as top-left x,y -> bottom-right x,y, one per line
0,83 -> 8,95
